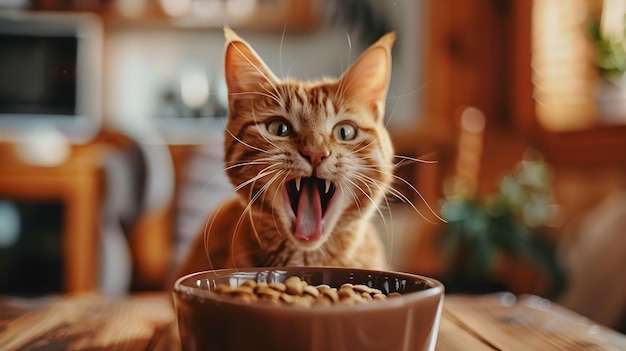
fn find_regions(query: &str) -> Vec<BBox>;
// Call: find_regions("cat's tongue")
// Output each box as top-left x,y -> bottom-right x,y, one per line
294,180 -> 323,241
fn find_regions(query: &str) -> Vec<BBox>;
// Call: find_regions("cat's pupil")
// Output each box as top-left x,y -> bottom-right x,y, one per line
278,124 -> 288,136
267,119 -> 292,137
334,123 -> 356,141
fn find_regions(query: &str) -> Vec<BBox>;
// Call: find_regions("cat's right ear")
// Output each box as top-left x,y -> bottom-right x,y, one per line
224,26 -> 278,96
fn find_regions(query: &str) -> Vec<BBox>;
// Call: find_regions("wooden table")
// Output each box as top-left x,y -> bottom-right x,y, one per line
0,293 -> 625,350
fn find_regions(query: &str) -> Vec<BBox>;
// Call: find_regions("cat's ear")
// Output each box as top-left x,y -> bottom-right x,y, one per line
224,26 -> 278,96
339,32 -> 396,118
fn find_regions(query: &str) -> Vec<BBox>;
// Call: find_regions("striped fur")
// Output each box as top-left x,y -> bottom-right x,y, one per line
177,28 -> 397,277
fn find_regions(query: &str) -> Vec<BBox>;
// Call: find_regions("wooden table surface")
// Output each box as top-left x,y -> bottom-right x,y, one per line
1,292 -> 625,350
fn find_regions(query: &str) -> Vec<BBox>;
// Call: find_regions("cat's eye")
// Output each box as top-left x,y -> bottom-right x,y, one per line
266,119 -> 293,137
333,122 -> 357,141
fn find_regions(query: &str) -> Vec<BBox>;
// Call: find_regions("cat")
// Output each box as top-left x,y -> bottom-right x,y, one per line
176,27 -> 398,279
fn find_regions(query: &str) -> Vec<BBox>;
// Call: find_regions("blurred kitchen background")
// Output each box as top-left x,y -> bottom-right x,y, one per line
0,0 -> 625,333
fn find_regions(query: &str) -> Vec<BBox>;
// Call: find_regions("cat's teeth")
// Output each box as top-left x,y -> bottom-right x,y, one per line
295,177 -> 302,191
325,180 -> 331,193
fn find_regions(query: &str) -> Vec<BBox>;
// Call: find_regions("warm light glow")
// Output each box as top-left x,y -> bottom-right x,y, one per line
226,0 -> 258,19
15,126 -> 71,167
190,0 -> 223,19
180,66 -> 210,109
454,106 -> 485,195
460,107 -> 486,134
161,0 -> 191,17
116,0 -> 147,18
532,0 -> 597,131
601,0 -> 626,42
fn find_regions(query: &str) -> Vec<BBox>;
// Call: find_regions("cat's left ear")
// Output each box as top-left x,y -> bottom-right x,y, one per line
224,26 -> 278,96
339,32 -> 396,119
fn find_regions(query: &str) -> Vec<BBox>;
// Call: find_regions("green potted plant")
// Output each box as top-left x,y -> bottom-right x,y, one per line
438,152 -> 566,298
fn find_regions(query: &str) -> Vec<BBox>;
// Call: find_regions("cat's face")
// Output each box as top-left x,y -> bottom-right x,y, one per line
222,27 -> 395,251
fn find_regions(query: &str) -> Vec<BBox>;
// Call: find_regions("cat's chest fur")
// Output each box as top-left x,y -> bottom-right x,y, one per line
206,197 -> 386,269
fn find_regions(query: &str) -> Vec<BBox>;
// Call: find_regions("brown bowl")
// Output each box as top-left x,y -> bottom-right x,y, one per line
173,267 -> 444,351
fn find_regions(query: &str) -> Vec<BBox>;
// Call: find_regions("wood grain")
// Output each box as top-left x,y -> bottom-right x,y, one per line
1,293 -> 625,350
0,294 -> 175,351
437,309 -> 496,350
444,293 -> 626,351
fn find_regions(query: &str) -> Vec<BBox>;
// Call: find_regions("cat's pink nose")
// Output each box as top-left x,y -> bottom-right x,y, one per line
301,148 -> 330,171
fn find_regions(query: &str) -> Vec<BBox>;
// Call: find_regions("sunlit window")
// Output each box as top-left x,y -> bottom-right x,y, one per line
532,0 -> 626,131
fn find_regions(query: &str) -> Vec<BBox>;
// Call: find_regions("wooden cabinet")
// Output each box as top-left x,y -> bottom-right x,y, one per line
0,134 -> 177,293
0,142 -> 104,293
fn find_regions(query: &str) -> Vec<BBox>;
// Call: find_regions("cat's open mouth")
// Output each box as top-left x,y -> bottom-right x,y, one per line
285,177 -> 336,241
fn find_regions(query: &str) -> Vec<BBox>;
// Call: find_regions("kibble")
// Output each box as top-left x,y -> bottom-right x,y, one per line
211,276 -> 401,307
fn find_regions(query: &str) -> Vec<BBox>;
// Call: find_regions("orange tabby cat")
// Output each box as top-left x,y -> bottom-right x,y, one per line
176,27 -> 397,278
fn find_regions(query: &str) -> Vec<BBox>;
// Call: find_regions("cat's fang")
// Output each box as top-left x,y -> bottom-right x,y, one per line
325,180 -> 331,193
295,177 -> 302,191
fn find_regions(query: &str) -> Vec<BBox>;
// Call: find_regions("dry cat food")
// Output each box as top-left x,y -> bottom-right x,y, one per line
212,276 -> 401,307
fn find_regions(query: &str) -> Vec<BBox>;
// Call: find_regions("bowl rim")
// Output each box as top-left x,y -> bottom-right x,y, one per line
173,266 -> 445,313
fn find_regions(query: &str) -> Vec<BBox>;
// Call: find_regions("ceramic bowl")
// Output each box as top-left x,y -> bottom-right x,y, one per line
173,266 -> 444,351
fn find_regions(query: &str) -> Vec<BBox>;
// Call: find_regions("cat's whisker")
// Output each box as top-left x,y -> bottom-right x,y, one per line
224,159 -> 274,173
225,155 -> 276,167
386,85 -> 429,101
232,169 -> 278,194
279,23 -> 287,79
359,154 -> 442,222
350,172 -> 377,198
228,41 -> 282,101
383,99 -> 399,130
228,90 -> 282,106
314,245 -> 331,265
382,83 -> 429,129
228,192 -> 262,266
339,87 -> 377,107
335,75 -> 347,105
334,32 -> 354,104
346,174 -> 395,263
225,126 -> 272,154
387,177 -> 444,223
356,172 -> 396,247
231,166 -> 280,193
246,57 -> 286,106
262,84 -> 286,109
355,174 -> 399,260
363,166 -> 446,225
354,77 -> 426,130
269,172 -> 293,240
337,74 -> 361,105
343,176 -> 383,220
242,168 -> 289,249
235,168 -> 286,256
349,138 -> 378,154
235,159 -> 278,171
353,171 -> 393,205
255,170 -> 286,212
337,179 -> 370,224
393,154 -> 439,165
285,62 -> 296,81
193,146 -> 275,206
